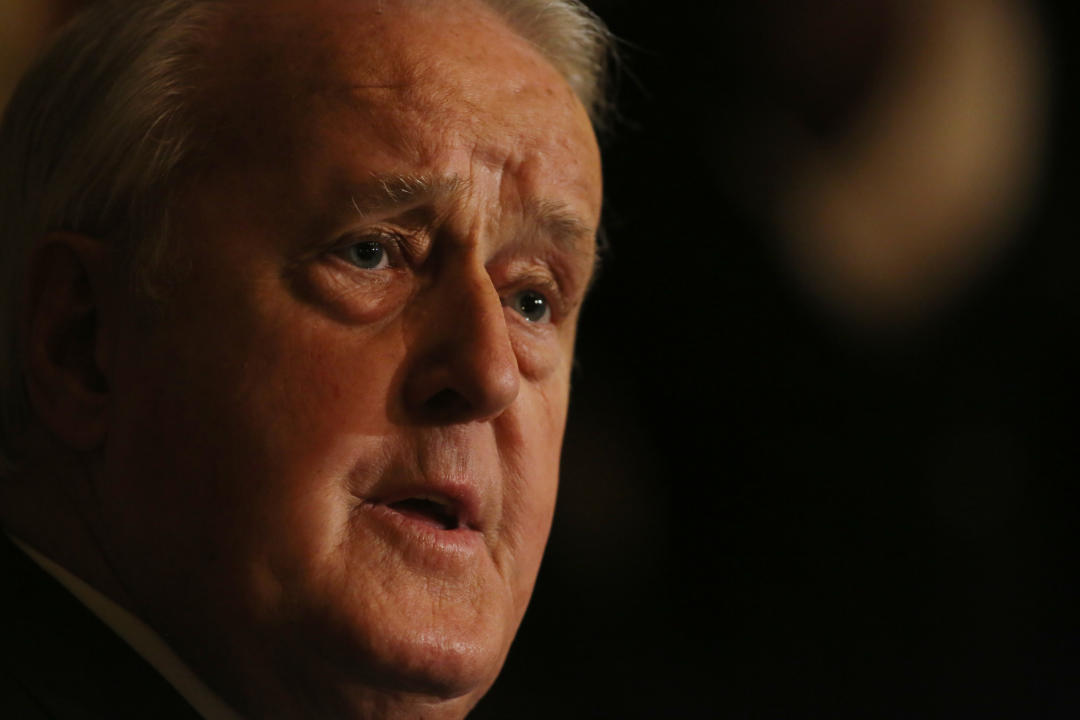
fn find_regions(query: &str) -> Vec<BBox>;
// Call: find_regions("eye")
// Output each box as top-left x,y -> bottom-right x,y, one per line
506,289 -> 551,323
338,240 -> 390,270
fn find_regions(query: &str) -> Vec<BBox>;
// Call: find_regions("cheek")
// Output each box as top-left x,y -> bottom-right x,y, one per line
506,321 -> 560,380
111,301 -> 404,557
242,321 -> 397,442
226,311 -> 403,504
497,378 -> 570,600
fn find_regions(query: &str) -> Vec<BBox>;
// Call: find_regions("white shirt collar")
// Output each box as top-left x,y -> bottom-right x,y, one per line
9,535 -> 244,720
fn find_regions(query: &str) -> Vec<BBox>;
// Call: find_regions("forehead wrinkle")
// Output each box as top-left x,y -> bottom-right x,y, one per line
202,2 -> 434,150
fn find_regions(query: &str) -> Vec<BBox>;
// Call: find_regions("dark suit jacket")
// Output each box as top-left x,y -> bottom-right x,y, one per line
0,534 -> 202,718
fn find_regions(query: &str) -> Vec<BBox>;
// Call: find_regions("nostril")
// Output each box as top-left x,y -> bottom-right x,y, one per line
402,287 -> 521,423
424,388 -> 469,418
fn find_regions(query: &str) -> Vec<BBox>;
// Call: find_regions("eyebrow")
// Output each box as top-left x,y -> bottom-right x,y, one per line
530,199 -> 595,249
349,173 -> 468,218
348,173 -> 599,272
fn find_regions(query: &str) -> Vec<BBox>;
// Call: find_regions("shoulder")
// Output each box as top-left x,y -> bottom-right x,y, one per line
0,535 -> 201,719
0,672 -> 50,719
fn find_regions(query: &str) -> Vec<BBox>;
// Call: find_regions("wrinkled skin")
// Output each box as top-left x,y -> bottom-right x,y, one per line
69,1 -> 601,717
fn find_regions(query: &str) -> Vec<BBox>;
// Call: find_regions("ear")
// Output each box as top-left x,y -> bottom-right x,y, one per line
20,233 -> 114,452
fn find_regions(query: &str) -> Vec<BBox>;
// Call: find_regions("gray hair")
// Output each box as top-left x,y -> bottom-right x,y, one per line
0,0 -> 613,472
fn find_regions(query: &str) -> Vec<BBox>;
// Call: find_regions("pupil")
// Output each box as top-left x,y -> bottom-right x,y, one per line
352,242 -> 384,267
519,292 -> 546,320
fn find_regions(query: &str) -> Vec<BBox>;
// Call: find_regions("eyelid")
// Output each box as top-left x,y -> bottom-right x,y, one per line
331,228 -> 410,268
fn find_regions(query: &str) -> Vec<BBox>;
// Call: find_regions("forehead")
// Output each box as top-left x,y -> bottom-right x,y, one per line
220,0 -> 548,84
197,0 -> 602,221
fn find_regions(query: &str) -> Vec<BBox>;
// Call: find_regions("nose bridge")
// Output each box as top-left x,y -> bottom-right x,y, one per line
449,255 -> 515,376
453,254 -> 506,345
404,247 -> 520,423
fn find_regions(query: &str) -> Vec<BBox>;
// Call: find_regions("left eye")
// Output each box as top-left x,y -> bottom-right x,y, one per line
507,290 -> 551,323
339,240 -> 390,270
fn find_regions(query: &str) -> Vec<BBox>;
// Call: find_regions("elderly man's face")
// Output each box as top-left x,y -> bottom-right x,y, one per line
92,0 -> 601,716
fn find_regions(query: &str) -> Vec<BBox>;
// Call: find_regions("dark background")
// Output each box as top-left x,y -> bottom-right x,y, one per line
2,2 -> 1077,717
474,2 -> 1080,717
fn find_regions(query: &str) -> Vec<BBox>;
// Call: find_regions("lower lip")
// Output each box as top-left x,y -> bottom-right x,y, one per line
359,502 -> 487,567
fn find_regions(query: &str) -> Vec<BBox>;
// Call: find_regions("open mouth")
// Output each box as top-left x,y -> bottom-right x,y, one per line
386,497 -> 461,531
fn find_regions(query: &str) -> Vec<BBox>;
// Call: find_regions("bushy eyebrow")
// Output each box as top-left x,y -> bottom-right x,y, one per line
349,173 -> 469,218
531,199 -> 595,250
348,172 -> 599,278
528,198 -> 600,281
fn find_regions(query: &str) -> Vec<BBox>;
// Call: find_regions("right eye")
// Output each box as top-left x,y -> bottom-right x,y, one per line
338,239 -> 390,270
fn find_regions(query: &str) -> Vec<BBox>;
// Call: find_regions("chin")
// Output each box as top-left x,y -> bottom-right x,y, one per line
362,621 -> 511,698
274,633 -> 506,720
257,574 -> 518,719
332,688 -> 483,720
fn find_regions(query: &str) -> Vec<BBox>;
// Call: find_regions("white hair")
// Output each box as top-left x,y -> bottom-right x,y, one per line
483,0 -> 613,126
0,0 -> 612,472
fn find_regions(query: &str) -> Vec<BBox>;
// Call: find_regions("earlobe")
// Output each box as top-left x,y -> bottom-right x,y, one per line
20,233 -> 114,452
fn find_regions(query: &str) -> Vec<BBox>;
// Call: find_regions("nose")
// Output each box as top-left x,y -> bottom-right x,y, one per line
402,259 -> 520,424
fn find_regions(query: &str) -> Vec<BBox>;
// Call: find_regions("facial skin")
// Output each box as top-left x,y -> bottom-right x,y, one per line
14,1 -> 601,717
